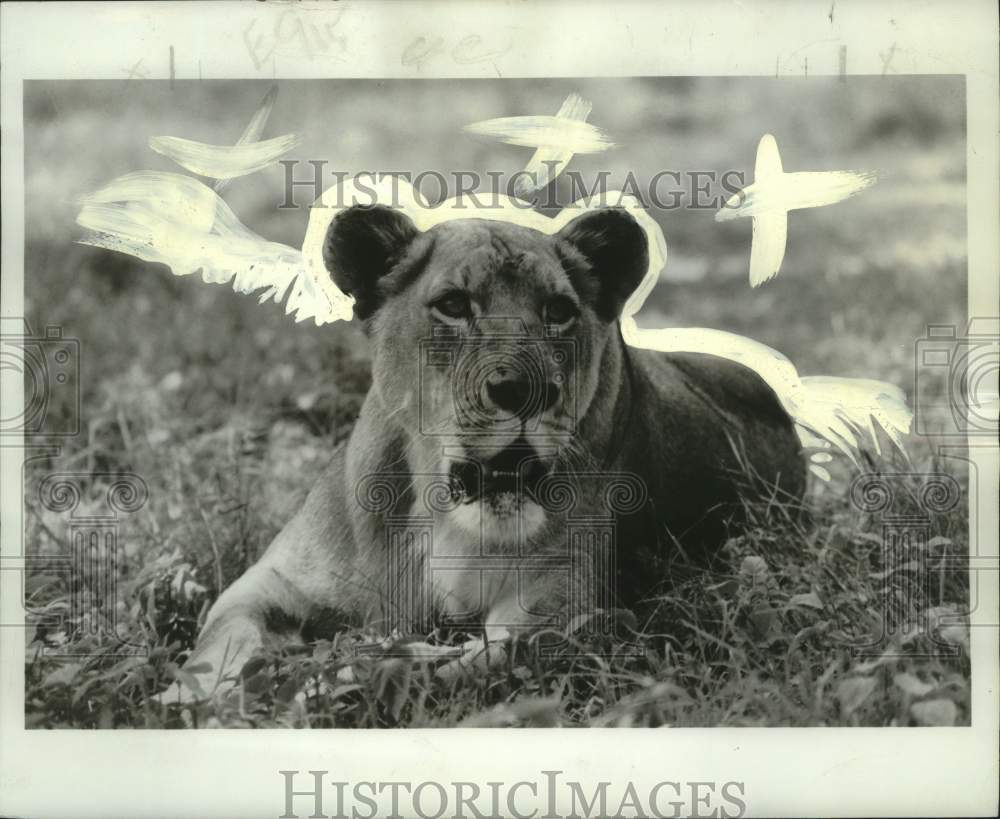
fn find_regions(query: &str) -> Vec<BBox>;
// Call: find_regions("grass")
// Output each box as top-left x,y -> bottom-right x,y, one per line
19,285 -> 971,729
20,77 -> 970,728
24,451 -> 971,728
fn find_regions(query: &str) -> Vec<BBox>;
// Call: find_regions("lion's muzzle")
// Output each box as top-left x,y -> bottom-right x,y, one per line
448,439 -> 553,509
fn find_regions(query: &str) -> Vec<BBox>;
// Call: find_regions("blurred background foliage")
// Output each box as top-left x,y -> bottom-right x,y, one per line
25,76 -> 966,415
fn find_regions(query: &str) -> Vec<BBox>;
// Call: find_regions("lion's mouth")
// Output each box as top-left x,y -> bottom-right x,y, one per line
448,440 -> 551,509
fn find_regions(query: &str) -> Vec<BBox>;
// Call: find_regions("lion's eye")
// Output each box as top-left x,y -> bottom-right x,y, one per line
544,296 -> 579,325
432,291 -> 473,320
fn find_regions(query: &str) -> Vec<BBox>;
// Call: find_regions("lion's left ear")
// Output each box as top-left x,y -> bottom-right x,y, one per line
322,204 -> 420,321
555,208 -> 649,322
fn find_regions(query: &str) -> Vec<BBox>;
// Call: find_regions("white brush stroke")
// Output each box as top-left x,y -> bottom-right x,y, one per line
76,171 -> 350,324
620,324 -> 911,476
150,87 -> 296,183
518,93 -> 593,198
149,133 -> 300,181
716,133 -> 877,286
213,85 -> 280,194
76,167 -> 911,468
462,93 -> 613,199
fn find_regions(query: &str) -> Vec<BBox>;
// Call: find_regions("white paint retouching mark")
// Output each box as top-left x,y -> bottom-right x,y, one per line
462,93 -> 615,199
213,85 -> 281,193
150,85 -> 298,183
715,133 -> 877,286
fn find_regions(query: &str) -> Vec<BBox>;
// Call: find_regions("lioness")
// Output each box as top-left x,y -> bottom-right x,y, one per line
181,205 -> 805,693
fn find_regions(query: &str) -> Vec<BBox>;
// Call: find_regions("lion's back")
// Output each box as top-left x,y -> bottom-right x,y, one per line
633,347 -> 804,481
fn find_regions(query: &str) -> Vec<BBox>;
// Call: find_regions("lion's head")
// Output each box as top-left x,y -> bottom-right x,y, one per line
323,206 -> 649,542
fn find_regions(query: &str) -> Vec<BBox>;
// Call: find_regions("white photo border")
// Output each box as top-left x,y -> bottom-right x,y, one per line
1,2 -> 997,817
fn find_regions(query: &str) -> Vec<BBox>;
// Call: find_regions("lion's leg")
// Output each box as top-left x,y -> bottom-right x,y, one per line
165,450 -> 369,702
163,560 -> 311,702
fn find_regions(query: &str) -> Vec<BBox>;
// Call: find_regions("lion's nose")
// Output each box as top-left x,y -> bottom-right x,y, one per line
485,376 -> 560,419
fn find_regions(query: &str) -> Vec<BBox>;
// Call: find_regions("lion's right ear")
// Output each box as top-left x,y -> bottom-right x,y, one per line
322,205 -> 420,320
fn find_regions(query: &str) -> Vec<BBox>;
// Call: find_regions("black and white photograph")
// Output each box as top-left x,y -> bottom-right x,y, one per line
1,2 -> 997,817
